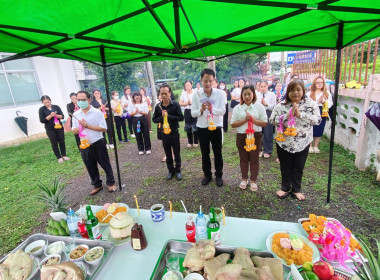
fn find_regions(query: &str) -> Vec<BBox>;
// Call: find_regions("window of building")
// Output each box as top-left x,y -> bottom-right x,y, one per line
0,54 -> 41,108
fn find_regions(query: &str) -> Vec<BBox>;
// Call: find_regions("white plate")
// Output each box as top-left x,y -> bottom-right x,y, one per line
76,203 -> 129,226
265,231 -> 320,268
101,226 -> 131,247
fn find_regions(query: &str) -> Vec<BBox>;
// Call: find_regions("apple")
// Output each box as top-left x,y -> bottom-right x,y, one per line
302,261 -> 314,272
313,261 -> 334,280
329,276 -> 345,280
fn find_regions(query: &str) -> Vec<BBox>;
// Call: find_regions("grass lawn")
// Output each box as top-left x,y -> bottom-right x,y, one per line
1,123 -> 379,256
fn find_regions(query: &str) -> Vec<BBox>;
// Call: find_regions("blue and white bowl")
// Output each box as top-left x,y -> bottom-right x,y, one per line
150,204 -> 165,222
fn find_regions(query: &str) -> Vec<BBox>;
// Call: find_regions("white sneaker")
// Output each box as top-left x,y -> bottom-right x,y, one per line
139,151 -> 144,155
109,144 -> 114,149
146,150 -> 151,154
106,144 -> 110,150
58,158 -> 64,164
314,147 -> 320,153
309,147 -> 315,153
131,134 -> 136,138
62,156 -> 70,161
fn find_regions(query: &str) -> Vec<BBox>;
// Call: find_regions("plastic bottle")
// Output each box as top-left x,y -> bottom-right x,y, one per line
186,216 -> 196,243
195,207 -> 208,241
66,208 -> 80,237
137,120 -> 141,133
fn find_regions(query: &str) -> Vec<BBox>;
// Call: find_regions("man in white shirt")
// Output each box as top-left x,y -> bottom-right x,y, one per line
191,69 -> 226,186
72,91 -> 117,195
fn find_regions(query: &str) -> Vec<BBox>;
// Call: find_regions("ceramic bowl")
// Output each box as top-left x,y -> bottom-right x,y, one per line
25,240 -> 45,256
45,241 -> 65,256
68,245 -> 89,262
150,204 -> 165,222
184,273 -> 205,280
84,246 -> 104,266
39,254 -> 61,269
163,270 -> 183,280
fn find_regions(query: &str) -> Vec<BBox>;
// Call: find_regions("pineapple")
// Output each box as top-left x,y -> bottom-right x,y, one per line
36,178 -> 68,213
351,239 -> 380,280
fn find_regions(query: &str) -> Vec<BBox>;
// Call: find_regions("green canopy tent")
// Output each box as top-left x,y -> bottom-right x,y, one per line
0,0 -> 379,199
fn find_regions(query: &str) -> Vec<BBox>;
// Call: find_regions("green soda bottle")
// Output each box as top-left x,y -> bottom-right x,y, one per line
207,207 -> 221,245
86,206 -> 102,240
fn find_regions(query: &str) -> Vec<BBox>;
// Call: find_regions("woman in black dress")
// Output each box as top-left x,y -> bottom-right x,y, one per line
39,95 -> 69,163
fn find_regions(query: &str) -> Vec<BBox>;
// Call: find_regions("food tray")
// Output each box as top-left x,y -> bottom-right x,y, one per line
0,233 -> 114,280
286,267 -> 353,280
150,239 -> 275,280
298,217 -> 365,263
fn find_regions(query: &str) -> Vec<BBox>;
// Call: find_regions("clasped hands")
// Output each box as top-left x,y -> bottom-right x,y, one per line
290,103 -> 301,118
79,119 -> 89,128
200,102 -> 211,113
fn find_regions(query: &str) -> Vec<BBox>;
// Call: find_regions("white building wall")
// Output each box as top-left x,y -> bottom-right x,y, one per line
0,57 -> 80,144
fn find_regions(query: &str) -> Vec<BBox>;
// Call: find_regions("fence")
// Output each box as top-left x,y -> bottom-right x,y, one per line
293,38 -> 379,85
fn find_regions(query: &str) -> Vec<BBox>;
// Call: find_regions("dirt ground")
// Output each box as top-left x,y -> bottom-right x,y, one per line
23,128 -> 380,253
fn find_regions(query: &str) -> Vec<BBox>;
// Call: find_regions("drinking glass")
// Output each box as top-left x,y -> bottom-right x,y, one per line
166,252 -> 179,271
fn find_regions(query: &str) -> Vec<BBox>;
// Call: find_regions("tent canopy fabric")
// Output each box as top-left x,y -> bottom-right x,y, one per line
0,0 -> 379,65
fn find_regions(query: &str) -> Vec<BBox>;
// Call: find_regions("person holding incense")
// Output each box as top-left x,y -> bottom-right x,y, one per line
269,80 -> 321,201
231,85 -> 267,191
153,84 -> 184,180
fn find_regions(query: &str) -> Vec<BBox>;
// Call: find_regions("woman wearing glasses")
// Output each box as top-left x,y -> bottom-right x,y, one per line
306,76 -> 333,154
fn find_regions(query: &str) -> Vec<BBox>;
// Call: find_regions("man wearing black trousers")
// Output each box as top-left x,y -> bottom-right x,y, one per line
72,91 -> 117,195
153,85 -> 184,180
191,69 -> 226,186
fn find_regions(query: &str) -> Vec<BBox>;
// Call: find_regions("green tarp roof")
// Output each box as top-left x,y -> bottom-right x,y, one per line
0,0 -> 379,65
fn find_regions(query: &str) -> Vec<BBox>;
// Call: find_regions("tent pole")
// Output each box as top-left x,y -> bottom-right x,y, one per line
100,45 -> 122,191
327,21 -> 343,203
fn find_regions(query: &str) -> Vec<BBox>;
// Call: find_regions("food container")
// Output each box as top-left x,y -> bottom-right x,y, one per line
109,212 -> 133,240
84,246 -> 104,266
162,270 -> 184,280
69,244 -> 89,262
150,203 -> 165,222
25,239 -> 45,256
184,273 -> 205,280
45,241 -> 65,256
39,254 -> 62,269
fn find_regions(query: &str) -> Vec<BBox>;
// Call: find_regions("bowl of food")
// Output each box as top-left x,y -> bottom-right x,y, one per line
39,254 -> 61,269
45,241 -> 65,256
84,246 -> 104,266
25,240 -> 45,256
69,245 -> 89,262
162,270 -> 184,280
184,273 -> 205,280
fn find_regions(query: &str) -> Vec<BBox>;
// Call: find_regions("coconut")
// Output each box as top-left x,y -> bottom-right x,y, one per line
109,212 -> 133,240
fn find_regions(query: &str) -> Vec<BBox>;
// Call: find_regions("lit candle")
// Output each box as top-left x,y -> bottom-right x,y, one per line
169,201 -> 172,219
222,206 -> 226,225
134,195 -> 140,215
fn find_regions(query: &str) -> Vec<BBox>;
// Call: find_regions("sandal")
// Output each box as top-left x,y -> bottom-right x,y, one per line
250,182 -> 258,192
276,190 -> 290,199
107,185 -> 117,192
264,153 -> 271,158
90,187 -> 103,196
161,156 -> 167,162
292,192 -> 305,201
239,180 -> 248,190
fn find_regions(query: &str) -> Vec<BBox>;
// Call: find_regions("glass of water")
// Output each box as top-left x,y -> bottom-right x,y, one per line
166,252 -> 179,271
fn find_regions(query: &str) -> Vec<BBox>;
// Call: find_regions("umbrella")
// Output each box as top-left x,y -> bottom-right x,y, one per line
365,102 -> 380,132
14,110 -> 28,136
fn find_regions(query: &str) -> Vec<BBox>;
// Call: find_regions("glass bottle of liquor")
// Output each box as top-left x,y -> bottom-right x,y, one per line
86,206 -> 102,240
207,207 -> 221,245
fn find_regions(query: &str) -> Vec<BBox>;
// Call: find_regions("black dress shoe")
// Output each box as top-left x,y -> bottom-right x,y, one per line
166,172 -> 174,180
201,176 -> 212,185
215,177 -> 224,187
175,173 -> 182,181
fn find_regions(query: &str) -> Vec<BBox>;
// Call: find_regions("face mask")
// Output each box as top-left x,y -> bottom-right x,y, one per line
220,86 -> 225,90
113,95 -> 119,100
77,101 -> 89,109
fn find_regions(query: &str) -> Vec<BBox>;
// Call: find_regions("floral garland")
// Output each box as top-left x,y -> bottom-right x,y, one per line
244,116 -> 256,151
79,124 -> 90,149
54,115 -> 62,129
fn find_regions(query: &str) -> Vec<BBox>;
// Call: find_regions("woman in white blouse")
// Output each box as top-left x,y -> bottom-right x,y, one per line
230,78 -> 245,109
231,85 -> 267,191
179,80 -> 199,147
306,76 -> 333,154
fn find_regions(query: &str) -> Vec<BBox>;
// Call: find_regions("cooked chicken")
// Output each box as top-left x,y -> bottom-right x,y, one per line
214,264 -> 242,280
40,261 -> 84,280
197,240 -> 216,260
259,266 -> 275,280
239,267 -> 261,280
0,250 -> 33,280
232,248 -> 254,270
204,253 -> 230,280
251,256 -> 282,280
183,246 -> 204,272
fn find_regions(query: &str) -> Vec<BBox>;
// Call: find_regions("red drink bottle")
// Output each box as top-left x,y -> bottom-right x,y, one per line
186,216 -> 196,243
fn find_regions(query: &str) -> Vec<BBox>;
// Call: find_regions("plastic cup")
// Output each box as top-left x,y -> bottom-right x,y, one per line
166,252 -> 179,271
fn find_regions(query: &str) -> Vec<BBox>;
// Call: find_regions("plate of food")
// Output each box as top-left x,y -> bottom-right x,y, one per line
94,203 -> 129,226
0,250 -> 39,280
266,231 -> 320,268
